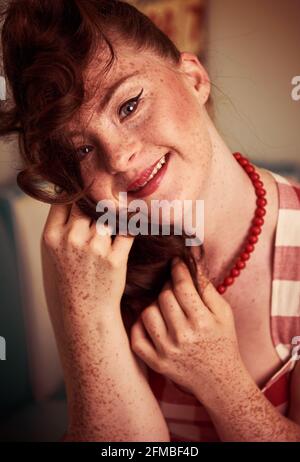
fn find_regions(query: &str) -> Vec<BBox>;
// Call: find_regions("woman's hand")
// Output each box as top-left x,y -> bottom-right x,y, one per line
41,204 -> 174,442
130,250 -> 245,405
41,202 -> 135,335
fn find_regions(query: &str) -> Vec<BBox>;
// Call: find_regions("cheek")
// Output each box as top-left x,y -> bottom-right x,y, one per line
164,78 -> 200,130
80,163 -> 111,202
157,88 -> 212,200
164,83 -> 212,169
146,84 -> 207,157
136,83 -> 198,146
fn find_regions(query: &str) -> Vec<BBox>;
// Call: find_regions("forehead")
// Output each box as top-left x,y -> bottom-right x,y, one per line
66,46 -> 178,131
85,45 -> 173,95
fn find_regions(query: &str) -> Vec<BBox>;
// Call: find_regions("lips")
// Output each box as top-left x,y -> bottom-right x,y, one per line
127,154 -> 167,192
126,152 -> 170,198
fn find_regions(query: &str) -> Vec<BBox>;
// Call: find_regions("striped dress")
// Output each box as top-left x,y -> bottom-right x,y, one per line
147,170 -> 300,442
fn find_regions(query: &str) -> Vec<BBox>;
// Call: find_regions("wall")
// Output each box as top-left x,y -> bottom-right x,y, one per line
206,0 -> 300,165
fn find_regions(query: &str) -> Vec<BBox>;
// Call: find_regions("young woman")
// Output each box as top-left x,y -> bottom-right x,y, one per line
1,0 -> 299,442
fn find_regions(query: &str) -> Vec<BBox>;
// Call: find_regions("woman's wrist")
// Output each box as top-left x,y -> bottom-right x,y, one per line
192,359 -> 255,411
60,310 -> 130,394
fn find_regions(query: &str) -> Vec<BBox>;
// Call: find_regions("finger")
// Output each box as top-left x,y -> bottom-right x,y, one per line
67,216 -> 93,245
140,302 -> 168,354
67,202 -> 89,226
130,317 -> 159,370
88,222 -> 113,256
111,233 -> 135,262
94,221 -> 114,240
201,280 -> 230,317
189,243 -> 202,262
158,280 -> 188,337
44,203 -> 71,229
65,202 -> 93,239
171,258 -> 208,320
189,250 -> 227,317
190,249 -> 211,296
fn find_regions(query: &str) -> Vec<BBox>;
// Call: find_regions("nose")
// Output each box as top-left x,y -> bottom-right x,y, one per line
88,119 -> 140,174
106,150 -> 137,175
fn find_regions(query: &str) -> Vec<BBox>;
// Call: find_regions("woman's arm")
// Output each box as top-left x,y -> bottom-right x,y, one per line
41,203 -> 170,442
60,316 -> 170,442
195,360 -> 300,442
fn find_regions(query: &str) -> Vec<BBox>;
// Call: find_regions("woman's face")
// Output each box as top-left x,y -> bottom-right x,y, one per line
67,44 -> 213,225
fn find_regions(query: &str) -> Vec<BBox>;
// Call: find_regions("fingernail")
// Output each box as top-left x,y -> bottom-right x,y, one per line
171,257 -> 181,267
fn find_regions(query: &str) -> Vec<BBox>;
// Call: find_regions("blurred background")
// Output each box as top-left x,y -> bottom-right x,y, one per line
0,0 -> 299,441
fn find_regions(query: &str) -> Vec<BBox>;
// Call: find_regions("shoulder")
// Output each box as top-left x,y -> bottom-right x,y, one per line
267,170 -> 300,210
267,169 -> 300,249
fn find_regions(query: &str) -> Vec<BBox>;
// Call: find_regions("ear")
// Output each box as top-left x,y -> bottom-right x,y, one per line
178,51 -> 211,105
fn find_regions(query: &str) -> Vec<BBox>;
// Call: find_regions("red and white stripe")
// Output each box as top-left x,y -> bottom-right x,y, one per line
147,170 -> 300,442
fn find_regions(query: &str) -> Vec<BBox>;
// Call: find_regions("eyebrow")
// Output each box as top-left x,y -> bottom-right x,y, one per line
66,71 -> 141,138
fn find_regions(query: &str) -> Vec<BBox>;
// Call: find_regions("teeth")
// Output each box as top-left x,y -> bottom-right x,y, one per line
131,155 -> 166,191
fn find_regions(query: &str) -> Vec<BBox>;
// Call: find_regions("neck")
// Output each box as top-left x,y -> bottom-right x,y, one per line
198,116 -> 259,286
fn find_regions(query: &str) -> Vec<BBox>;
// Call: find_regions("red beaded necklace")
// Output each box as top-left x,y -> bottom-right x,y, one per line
216,152 -> 267,294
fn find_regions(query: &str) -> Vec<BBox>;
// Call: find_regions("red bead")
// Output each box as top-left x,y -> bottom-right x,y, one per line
256,198 -> 267,207
233,152 -> 242,160
239,158 -> 249,167
241,252 -> 250,261
245,244 -> 254,253
256,188 -> 266,197
217,285 -> 226,294
248,235 -> 258,244
236,259 -> 246,269
231,268 -> 240,278
255,207 -> 266,217
224,152 -> 267,293
249,172 -> 260,181
253,180 -> 263,188
245,165 -> 255,174
224,277 -> 234,286
250,225 -> 262,235
253,217 -> 264,226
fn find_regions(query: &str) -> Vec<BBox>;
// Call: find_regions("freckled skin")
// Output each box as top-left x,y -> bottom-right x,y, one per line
42,204 -> 170,442
42,41 -> 300,441
204,365 -> 300,442
68,46 -> 212,225
131,252 -> 300,441
132,251 -> 243,399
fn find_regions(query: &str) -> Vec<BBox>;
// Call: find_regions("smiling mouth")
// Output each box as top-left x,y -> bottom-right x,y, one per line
125,152 -> 171,199
127,154 -> 168,193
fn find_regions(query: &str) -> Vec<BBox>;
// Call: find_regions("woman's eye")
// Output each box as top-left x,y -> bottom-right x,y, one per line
76,145 -> 94,161
119,89 -> 144,120
74,90 -> 144,160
